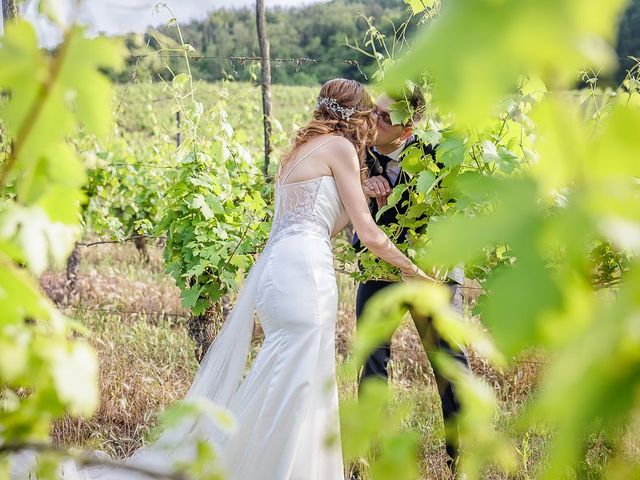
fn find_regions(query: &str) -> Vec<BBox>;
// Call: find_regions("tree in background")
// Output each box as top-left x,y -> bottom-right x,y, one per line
117,0 -> 415,85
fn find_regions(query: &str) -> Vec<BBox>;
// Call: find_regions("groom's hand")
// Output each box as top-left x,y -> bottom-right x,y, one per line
363,175 -> 391,208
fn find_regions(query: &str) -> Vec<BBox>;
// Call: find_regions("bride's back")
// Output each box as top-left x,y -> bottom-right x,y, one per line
269,136 -> 347,247
276,135 -> 341,187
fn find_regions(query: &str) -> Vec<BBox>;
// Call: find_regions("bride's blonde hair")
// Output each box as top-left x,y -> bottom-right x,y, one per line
280,78 -> 377,182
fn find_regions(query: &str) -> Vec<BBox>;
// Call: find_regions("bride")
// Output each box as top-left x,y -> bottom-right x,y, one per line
10,78 -> 434,480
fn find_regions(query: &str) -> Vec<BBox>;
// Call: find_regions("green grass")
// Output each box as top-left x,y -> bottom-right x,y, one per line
114,80 -> 318,163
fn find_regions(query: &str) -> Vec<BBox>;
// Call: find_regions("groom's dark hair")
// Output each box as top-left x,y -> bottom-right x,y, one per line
391,85 -> 426,126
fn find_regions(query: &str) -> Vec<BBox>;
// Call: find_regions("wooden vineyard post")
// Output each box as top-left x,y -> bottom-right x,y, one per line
256,0 -> 273,179
2,0 -> 18,30
65,243 -> 81,293
1,0 -> 18,161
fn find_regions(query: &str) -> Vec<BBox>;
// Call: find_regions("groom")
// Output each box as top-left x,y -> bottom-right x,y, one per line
353,88 -> 469,473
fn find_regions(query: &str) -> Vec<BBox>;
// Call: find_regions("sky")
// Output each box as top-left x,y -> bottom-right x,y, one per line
1,0 -> 325,46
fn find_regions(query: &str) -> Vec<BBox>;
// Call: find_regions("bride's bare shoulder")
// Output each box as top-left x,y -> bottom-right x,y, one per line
327,135 -> 356,153
326,136 -> 358,167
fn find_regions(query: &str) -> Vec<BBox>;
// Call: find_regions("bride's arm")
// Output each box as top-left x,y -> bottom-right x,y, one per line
329,138 -> 432,279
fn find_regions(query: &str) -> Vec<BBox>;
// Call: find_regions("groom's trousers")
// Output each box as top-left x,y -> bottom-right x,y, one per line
356,279 -> 470,463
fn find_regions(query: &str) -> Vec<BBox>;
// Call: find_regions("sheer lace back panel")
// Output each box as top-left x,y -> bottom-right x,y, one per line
269,137 -> 345,245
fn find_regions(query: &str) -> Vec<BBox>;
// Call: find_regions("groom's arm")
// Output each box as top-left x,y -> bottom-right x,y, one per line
363,151 -> 390,203
363,176 -> 392,209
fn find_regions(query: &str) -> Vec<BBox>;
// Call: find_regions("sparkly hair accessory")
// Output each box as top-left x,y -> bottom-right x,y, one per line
316,96 -> 356,121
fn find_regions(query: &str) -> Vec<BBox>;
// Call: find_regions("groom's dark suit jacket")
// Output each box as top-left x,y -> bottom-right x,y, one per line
352,136 -> 464,285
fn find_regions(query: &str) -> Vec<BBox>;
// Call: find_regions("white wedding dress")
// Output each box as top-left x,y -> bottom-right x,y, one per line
10,139 -> 347,479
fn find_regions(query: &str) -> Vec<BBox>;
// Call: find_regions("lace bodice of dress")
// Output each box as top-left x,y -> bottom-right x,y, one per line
268,176 -> 345,245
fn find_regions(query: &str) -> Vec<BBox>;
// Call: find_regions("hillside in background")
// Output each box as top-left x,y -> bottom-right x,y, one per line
118,0 -> 417,84
117,0 -> 639,85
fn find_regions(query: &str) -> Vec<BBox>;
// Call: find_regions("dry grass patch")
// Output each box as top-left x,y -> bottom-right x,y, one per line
52,312 -> 197,458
